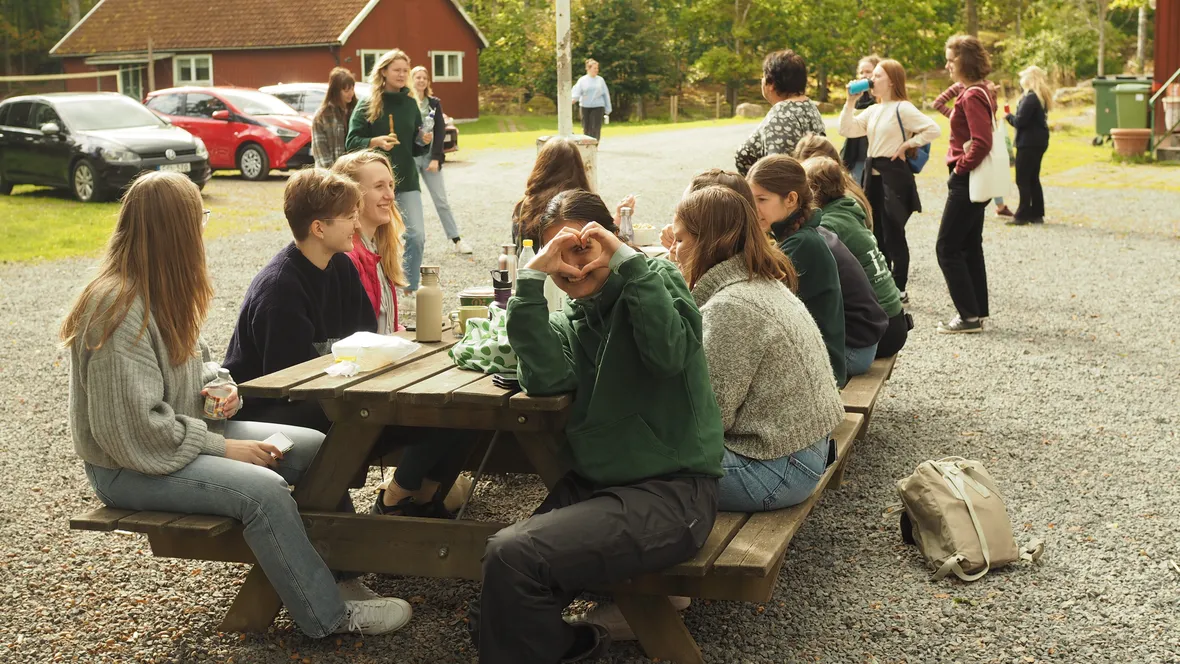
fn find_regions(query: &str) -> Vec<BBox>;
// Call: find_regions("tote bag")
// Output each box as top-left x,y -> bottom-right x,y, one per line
968,107 -> 1010,202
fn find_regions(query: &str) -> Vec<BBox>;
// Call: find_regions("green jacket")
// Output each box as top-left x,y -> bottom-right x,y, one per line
772,209 -> 847,386
345,88 -> 427,192
506,252 -> 725,487
820,197 -> 903,318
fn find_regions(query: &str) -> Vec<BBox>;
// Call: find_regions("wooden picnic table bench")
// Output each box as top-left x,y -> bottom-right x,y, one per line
68,330 -> 874,664
841,355 -> 897,440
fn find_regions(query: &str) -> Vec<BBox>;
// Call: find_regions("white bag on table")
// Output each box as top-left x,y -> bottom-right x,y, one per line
330,332 -> 419,374
968,117 -> 1010,203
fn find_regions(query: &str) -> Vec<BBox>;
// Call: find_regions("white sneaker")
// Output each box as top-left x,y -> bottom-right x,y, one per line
453,238 -> 474,255
336,597 -> 412,635
338,579 -> 380,602
567,596 -> 690,641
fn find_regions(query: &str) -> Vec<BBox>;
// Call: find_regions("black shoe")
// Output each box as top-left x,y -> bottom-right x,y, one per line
936,316 -> 983,334
562,622 -> 612,662
899,290 -> 909,305
370,490 -> 420,516
1029,217 -> 1044,224
1005,217 -> 1031,226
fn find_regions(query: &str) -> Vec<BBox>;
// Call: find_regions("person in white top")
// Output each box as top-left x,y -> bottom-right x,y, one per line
571,59 -> 612,140
838,59 -> 940,299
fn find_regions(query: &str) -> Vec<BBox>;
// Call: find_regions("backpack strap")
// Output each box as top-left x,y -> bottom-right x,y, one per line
932,461 -> 993,581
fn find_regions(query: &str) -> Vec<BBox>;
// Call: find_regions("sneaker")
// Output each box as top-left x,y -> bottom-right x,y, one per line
370,490 -> 419,517
335,597 -> 412,635
561,622 -> 611,662
936,316 -> 983,334
995,204 -> 1014,217
899,290 -> 909,305
567,596 -> 691,641
453,238 -> 474,255
338,579 -> 381,602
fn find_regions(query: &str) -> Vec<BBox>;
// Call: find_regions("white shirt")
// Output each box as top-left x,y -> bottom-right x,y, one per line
839,100 -> 940,158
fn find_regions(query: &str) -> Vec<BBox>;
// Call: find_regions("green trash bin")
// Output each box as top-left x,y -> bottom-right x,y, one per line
1093,75 -> 1151,141
1113,83 -> 1151,130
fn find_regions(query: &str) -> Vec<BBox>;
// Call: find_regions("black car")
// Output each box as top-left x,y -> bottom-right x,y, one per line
0,92 -> 212,202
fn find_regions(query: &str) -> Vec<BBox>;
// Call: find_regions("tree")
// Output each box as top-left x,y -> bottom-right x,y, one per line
574,0 -> 672,120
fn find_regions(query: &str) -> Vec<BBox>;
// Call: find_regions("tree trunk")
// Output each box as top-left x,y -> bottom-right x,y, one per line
1096,0 -> 1107,77
727,81 -> 737,116
68,0 -> 82,25
1136,3 -> 1147,73
1015,0 -> 1023,38
966,0 -> 979,36
816,63 -> 829,102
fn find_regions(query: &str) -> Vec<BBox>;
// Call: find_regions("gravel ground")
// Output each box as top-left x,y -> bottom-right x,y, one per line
1,124 -> 1178,663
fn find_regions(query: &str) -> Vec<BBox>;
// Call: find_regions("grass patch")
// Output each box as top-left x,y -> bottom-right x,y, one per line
0,186 -> 120,263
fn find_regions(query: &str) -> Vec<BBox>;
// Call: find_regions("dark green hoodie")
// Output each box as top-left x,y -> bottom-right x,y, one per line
345,88 -> 427,192
506,253 -> 725,487
819,196 -> 903,318
772,208 -> 847,386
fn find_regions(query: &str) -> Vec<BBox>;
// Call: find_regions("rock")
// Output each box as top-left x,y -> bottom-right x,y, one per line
814,101 -> 838,114
735,102 -> 765,118
1054,86 -> 1096,106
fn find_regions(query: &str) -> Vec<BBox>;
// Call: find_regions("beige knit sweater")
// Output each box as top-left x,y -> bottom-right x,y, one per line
69,298 -> 227,475
692,256 -> 845,460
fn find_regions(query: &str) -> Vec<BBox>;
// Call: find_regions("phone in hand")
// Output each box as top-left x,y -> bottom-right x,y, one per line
264,432 -> 295,456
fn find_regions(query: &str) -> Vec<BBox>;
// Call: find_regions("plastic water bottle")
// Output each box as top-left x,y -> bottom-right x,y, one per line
202,368 -> 235,434
544,276 -> 566,313
418,108 -> 436,145
618,206 -> 634,244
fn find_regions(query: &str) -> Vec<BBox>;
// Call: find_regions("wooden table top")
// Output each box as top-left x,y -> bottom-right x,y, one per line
237,331 -> 570,412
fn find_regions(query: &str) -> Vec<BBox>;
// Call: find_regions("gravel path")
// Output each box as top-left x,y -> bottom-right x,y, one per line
1,124 -> 1178,663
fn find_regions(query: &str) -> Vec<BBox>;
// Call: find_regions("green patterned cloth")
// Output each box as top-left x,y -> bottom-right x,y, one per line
449,305 -> 518,373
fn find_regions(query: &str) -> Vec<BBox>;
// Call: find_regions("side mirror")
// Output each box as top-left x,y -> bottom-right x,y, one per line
211,110 -> 231,121
40,122 -> 61,136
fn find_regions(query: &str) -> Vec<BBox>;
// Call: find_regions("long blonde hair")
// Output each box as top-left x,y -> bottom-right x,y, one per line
331,150 -> 408,288
1019,65 -> 1053,112
60,171 -> 212,364
409,65 -> 433,102
365,49 -> 411,124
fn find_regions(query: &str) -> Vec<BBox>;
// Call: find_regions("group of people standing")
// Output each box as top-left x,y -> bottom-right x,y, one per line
738,36 -> 1052,334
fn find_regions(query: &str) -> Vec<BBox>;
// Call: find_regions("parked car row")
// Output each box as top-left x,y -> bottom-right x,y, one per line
0,80 -> 460,202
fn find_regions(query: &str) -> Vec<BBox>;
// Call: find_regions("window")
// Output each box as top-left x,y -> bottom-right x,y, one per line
183,93 -> 227,118
174,54 -> 213,86
2,101 -> 33,129
430,51 -> 463,83
56,97 -> 164,131
118,65 -> 144,101
271,91 -> 303,110
358,50 -> 391,79
146,93 -> 184,116
30,103 -> 62,129
302,89 -> 326,113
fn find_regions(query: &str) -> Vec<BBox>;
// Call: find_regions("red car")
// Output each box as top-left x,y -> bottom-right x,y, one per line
145,86 -> 313,181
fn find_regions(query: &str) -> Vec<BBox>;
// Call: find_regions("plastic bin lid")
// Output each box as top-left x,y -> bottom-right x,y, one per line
1113,83 -> 1151,92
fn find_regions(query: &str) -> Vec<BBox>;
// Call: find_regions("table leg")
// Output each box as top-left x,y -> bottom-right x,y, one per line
219,415 -> 386,633
614,593 -> 704,664
511,431 -> 567,490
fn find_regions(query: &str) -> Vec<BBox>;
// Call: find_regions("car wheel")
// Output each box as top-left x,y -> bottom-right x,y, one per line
0,168 -> 13,195
237,143 -> 270,181
72,159 -> 108,203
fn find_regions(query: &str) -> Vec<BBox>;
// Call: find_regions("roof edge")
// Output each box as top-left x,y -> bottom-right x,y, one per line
52,42 -> 342,59
49,0 -> 109,55
446,0 -> 490,49
338,0 -> 382,44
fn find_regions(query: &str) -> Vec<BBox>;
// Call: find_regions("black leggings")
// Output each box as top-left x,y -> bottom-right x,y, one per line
1014,145 -> 1047,221
867,171 -> 917,291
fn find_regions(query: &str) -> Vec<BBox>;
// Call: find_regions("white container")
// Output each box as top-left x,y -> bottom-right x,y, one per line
1164,97 -> 1180,134
331,332 -> 420,372
416,266 -> 444,342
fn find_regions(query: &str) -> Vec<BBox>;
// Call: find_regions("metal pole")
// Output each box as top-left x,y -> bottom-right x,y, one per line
146,38 -> 155,93
556,0 -> 573,136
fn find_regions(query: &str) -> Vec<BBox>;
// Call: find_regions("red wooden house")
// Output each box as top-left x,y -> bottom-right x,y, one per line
49,0 -> 488,119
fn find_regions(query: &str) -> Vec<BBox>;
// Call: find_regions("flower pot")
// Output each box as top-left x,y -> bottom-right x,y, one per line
1110,127 -> 1152,157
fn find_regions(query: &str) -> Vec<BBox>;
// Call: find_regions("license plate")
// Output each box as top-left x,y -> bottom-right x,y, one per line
159,162 -> 191,173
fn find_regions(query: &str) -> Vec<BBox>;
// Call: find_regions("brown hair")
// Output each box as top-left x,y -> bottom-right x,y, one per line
688,168 -> 755,207
366,49 -> 412,123
536,189 -> 617,246
793,133 -> 840,162
800,155 -> 874,230
322,66 -> 357,118
746,154 -> 815,235
60,171 -> 212,365
409,65 -> 433,102
877,59 -> 909,101
283,168 -> 363,242
675,186 -> 797,292
514,138 -> 592,247
331,150 -> 407,287
946,35 -> 992,82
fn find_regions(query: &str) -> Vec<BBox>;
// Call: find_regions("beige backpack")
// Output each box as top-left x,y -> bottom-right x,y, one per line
896,457 -> 1043,581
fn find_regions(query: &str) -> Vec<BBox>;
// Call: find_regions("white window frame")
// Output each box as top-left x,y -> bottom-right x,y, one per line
429,51 -> 463,83
357,49 -> 392,80
173,54 -> 213,86
117,65 -> 145,100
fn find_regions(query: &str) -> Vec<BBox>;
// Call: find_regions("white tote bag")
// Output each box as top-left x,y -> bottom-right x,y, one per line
968,116 -> 1010,203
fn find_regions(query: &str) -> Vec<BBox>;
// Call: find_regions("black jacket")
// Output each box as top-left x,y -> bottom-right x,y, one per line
424,96 -> 447,164
817,227 -> 888,350
1005,91 -> 1049,148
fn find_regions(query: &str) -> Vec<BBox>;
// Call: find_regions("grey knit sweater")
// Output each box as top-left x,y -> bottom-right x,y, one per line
69,297 -> 227,475
693,256 -> 845,460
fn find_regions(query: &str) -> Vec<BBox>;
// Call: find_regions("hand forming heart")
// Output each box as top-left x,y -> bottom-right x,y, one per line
525,223 -> 622,280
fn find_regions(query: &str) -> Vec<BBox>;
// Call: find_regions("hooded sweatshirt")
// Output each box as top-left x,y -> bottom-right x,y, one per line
819,196 -> 904,318
507,248 -> 725,487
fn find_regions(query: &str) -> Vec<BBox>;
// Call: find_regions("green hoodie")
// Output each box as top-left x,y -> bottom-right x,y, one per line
819,197 -> 903,318
345,88 -> 427,192
771,208 -> 847,386
506,251 -> 725,487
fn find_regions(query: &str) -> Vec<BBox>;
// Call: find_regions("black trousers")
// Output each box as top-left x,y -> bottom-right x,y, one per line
1014,145 -> 1047,221
581,106 -> 605,140
866,166 -> 918,291
936,168 -> 990,319
469,472 -> 717,663
876,311 -> 912,358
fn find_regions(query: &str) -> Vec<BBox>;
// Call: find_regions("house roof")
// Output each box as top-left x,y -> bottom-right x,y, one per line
51,0 -> 488,57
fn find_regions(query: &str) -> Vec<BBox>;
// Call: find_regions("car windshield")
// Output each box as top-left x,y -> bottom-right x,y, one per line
55,97 -> 166,131
219,90 -> 299,116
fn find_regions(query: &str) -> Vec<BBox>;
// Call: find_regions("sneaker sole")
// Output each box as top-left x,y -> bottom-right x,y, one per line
936,326 -> 983,334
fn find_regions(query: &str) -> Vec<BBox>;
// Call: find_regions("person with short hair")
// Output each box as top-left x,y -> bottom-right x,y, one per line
840,54 -> 882,182
63,171 -> 411,639
571,59 -> 612,140
735,49 -> 827,175
469,189 -> 723,662
312,67 -> 358,168
935,35 -> 996,334
1005,65 -> 1052,225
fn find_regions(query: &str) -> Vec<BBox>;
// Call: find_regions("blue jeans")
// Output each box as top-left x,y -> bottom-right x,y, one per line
846,342 -> 879,378
850,159 -> 867,185
416,154 -> 461,240
82,420 -> 346,638
718,436 -> 833,512
397,190 -> 425,291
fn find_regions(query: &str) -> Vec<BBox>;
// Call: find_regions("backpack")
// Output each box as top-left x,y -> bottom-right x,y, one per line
896,457 -> 1043,581
894,105 -> 932,174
